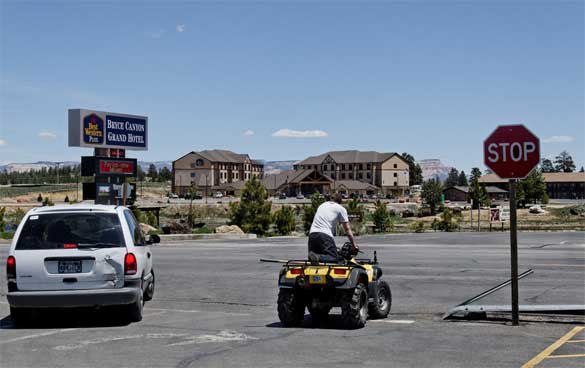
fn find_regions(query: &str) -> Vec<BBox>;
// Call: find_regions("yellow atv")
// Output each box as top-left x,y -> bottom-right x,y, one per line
276,243 -> 391,328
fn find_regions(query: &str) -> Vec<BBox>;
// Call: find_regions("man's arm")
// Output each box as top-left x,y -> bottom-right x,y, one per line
342,222 -> 358,251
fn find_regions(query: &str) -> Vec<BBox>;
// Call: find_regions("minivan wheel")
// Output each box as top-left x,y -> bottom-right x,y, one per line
127,288 -> 143,323
143,271 -> 155,302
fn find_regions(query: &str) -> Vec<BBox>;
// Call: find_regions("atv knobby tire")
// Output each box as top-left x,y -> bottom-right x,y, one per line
368,279 -> 392,319
341,283 -> 368,329
278,289 -> 305,327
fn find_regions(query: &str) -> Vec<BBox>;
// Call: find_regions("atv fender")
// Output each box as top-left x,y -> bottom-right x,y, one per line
336,268 -> 369,290
278,269 -> 296,288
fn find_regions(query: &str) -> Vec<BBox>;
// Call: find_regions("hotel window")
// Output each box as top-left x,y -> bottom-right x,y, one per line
394,164 -> 397,168
394,182 -> 397,186
341,164 -> 345,170
341,173 -> 346,179
358,173 -> 363,179
190,172 -> 196,178
359,164 -> 363,170
349,173 -> 353,179
349,165 -> 353,170
367,173 -> 371,179
367,163 -> 371,170
394,173 -> 397,177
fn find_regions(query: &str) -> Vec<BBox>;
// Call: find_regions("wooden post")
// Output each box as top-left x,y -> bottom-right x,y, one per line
509,179 -> 519,326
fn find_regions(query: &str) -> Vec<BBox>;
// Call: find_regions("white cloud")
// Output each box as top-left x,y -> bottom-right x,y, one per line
242,129 -> 255,136
542,135 -> 575,143
176,24 -> 186,33
146,29 -> 165,39
38,131 -> 57,140
0,138 -> 6,146
272,128 -> 328,138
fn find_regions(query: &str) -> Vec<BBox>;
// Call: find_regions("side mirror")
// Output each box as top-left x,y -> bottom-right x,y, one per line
148,234 -> 161,244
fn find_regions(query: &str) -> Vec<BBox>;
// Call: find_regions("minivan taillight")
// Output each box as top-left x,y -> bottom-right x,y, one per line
7,256 -> 16,280
124,253 -> 137,275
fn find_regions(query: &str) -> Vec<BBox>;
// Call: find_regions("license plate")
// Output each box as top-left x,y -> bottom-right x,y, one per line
58,260 -> 82,274
311,275 -> 325,284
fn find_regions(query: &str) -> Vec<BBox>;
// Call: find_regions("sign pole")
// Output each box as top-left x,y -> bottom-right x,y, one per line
509,179 -> 519,326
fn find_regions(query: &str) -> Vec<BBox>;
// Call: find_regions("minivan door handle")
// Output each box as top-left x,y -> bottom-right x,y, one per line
147,252 -> 151,259
63,278 -> 78,283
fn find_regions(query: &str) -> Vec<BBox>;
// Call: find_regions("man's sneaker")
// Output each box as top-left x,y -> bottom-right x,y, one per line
308,251 -> 320,265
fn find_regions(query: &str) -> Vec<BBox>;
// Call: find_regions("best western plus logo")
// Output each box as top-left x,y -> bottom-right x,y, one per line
83,113 -> 104,144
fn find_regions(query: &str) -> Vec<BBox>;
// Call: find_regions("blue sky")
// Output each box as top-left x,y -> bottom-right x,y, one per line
1,1 -> 583,173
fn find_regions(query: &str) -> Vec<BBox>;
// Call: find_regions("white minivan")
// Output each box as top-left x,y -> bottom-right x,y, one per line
6,205 -> 159,326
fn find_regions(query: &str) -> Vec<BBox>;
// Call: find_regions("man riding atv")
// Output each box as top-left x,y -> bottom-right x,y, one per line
308,193 -> 358,264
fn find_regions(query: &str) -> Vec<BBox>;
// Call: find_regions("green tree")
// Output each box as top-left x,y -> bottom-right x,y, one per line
554,151 -> 576,173
371,200 -> 393,233
147,164 -> 158,181
445,168 -> 459,188
457,170 -> 468,186
228,176 -> 272,236
158,167 -> 172,182
421,179 -> 443,215
345,195 -> 365,235
540,159 -> 555,173
273,206 -> 296,235
435,207 -> 459,232
401,152 -> 423,185
302,192 -> 326,234
137,165 -> 146,181
470,167 -> 482,183
519,169 -> 547,205
580,166 -> 584,173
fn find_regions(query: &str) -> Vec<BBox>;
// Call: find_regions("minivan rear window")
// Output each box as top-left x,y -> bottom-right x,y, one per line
16,212 -> 124,250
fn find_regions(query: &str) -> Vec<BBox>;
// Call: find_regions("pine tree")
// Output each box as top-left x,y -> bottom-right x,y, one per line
401,152 -> 423,185
540,159 -> 555,173
445,168 -> 459,188
147,164 -> 158,181
457,170 -> 468,186
422,179 -> 443,214
554,151 -> 576,173
228,176 -> 272,236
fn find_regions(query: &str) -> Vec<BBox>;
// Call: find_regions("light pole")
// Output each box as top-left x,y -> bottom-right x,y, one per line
205,174 -> 208,204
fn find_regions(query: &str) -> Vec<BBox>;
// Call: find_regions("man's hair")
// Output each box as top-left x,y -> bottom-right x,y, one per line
332,192 -> 343,204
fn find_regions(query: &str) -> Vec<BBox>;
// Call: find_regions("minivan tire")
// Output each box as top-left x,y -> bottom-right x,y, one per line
143,271 -> 155,302
127,288 -> 143,322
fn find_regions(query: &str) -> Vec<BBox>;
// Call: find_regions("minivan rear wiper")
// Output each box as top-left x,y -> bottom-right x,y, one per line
77,243 -> 121,248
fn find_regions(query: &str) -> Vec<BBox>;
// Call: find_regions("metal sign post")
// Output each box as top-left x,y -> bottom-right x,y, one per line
509,179 -> 519,325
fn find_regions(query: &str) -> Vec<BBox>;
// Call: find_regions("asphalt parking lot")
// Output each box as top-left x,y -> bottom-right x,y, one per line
1,232 -> 584,368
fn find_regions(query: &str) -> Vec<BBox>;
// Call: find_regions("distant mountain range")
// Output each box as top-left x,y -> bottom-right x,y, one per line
0,160 -> 298,174
417,159 -> 454,182
1,159 -> 451,182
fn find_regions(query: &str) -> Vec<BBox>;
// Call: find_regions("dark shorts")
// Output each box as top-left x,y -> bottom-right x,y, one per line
308,232 -> 339,262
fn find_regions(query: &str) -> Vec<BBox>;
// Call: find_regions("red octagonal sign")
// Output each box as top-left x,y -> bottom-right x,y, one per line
484,125 -> 540,179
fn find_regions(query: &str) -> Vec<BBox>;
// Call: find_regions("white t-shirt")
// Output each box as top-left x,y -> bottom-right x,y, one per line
309,201 -> 349,237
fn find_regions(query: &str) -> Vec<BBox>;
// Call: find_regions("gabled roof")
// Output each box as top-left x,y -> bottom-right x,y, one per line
173,150 -> 264,165
262,169 -> 332,190
333,180 -> 379,191
212,181 -> 247,190
297,150 -> 399,165
479,172 -> 585,184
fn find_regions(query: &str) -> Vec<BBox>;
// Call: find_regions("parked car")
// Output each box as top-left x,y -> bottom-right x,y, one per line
279,193 -> 287,200
213,192 -> 224,198
6,205 -> 159,326
296,193 -> 305,199
169,193 -> 179,199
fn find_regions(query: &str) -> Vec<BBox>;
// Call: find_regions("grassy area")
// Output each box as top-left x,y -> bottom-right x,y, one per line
0,231 -> 14,240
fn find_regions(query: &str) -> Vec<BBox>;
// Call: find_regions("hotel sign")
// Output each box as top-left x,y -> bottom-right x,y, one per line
69,109 -> 148,150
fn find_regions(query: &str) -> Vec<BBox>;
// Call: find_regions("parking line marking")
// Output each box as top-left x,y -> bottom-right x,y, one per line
371,319 -> 415,324
0,329 -> 77,345
546,354 -> 585,359
567,340 -> 585,343
532,263 -> 585,268
522,326 -> 585,368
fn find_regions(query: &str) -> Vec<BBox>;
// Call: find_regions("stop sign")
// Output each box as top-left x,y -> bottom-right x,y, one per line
484,125 -> 540,179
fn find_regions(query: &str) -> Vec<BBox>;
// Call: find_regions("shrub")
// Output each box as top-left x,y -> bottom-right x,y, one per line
42,197 -> 54,206
433,208 -> 460,232
37,194 -> 43,202
192,226 -> 213,234
64,195 -> 70,203
0,207 -> 5,231
410,221 -> 425,233
372,200 -> 394,233
273,206 -> 296,235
